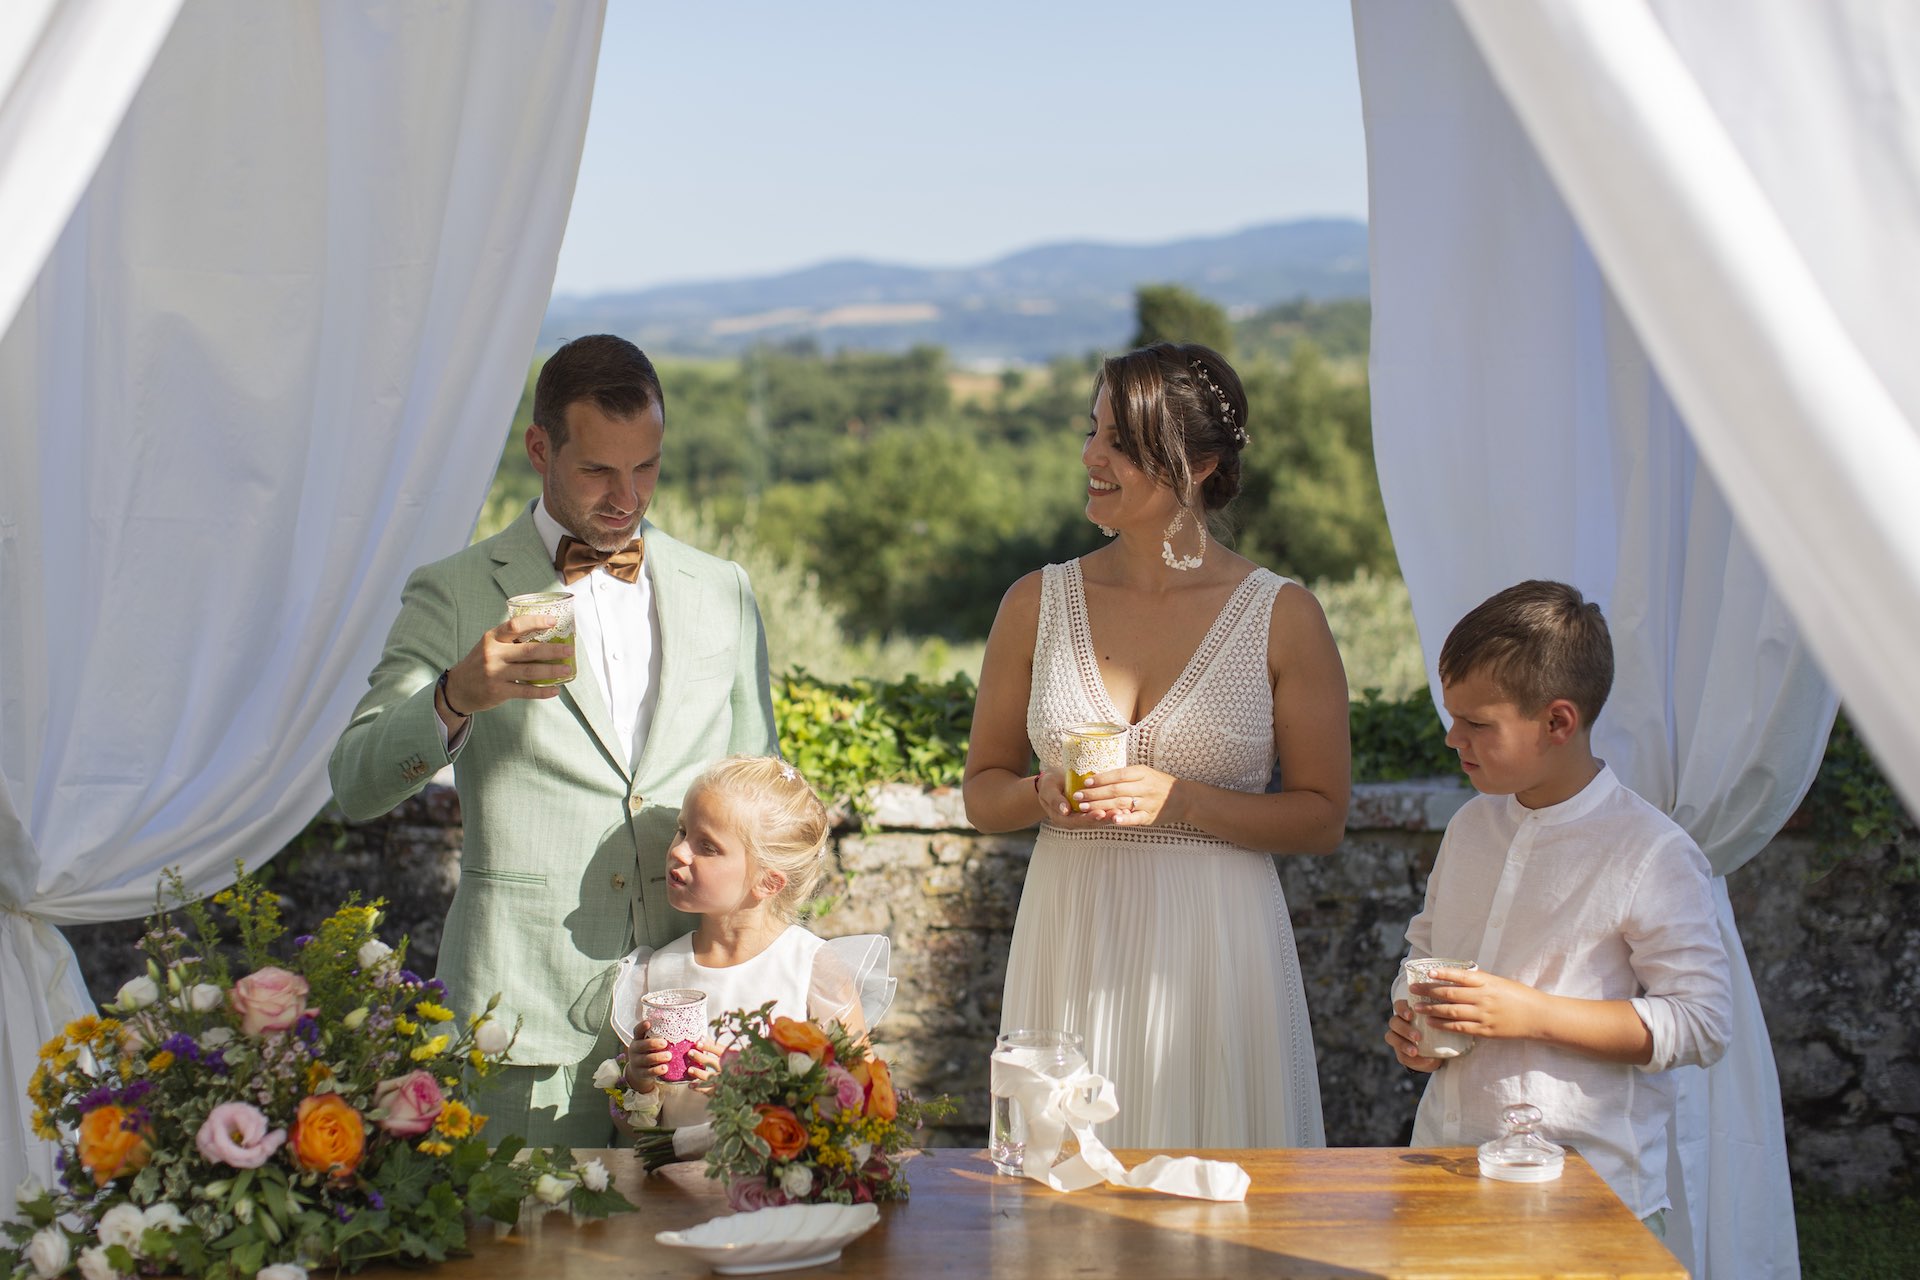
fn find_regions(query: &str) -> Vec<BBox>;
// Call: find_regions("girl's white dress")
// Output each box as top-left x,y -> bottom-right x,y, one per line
1001,559 -> 1325,1148
610,925 -> 894,1127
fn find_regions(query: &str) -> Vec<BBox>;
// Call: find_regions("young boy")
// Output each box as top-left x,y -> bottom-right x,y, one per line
1386,580 -> 1731,1236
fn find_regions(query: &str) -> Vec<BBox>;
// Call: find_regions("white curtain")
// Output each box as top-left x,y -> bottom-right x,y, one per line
0,0 -> 185,337
1356,2 -> 1920,1276
0,0 -> 606,1207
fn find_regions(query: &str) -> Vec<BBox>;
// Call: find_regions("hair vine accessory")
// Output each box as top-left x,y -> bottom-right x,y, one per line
1190,360 -> 1248,447
778,762 -> 799,783
1161,506 -> 1206,572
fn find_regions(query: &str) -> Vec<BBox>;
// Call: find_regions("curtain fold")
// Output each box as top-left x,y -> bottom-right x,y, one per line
0,0 -> 185,337
0,0 -> 607,1207
1354,1 -> 1920,1273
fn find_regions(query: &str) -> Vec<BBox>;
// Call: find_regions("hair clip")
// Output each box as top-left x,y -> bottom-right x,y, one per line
1190,360 -> 1249,446
779,762 -> 799,783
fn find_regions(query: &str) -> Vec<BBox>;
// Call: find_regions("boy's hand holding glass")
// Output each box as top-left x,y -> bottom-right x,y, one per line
1385,999 -> 1445,1073
1408,965 -> 1550,1044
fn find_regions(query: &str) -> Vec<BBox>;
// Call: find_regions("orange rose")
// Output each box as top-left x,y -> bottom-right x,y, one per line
864,1056 -> 898,1122
289,1094 -> 366,1179
77,1105 -> 151,1183
769,1017 -> 833,1064
753,1104 -> 809,1161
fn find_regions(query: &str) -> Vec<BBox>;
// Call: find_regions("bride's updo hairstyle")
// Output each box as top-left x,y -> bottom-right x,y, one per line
1092,342 -> 1250,513
689,755 -> 832,922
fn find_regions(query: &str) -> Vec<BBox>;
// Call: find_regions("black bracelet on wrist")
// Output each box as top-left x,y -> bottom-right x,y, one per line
437,669 -> 469,719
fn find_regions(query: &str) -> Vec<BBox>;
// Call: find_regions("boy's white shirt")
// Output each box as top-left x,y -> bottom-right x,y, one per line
1401,764 -> 1731,1218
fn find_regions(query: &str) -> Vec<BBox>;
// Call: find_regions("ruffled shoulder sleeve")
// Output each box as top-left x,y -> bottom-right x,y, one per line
807,934 -> 897,1038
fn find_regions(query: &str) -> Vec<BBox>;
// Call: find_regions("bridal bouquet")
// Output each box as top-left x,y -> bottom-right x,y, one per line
4,869 -> 632,1280
630,1004 -> 946,1210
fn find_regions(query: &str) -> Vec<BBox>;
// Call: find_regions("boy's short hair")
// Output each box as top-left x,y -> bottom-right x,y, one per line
1438,580 -> 1614,728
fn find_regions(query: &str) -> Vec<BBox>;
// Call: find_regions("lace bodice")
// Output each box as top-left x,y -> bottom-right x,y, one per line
1027,560 -> 1287,803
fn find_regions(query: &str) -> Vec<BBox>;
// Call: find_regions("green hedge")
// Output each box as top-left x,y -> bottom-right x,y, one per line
773,675 -> 1917,859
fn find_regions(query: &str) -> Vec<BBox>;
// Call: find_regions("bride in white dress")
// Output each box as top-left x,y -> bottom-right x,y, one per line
963,342 -> 1351,1149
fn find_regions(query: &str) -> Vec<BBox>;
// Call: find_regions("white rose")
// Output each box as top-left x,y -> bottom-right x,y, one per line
591,1058 -> 622,1090
26,1227 -> 70,1279
472,1019 -> 512,1055
850,1142 -> 873,1165
185,983 -> 224,1013
532,1173 -> 572,1206
114,976 -> 159,1011
75,1245 -> 118,1280
779,1165 -> 814,1199
140,1204 -> 189,1235
256,1266 -> 308,1280
199,1027 -> 234,1048
579,1159 -> 609,1192
357,939 -> 393,969
96,1203 -> 148,1254
16,1174 -> 45,1206
787,1051 -> 815,1076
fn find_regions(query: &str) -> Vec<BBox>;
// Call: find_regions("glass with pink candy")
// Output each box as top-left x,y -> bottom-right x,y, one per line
642,988 -> 709,1082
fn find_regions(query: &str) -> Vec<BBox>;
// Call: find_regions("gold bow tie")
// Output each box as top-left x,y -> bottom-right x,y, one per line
556,535 -> 644,585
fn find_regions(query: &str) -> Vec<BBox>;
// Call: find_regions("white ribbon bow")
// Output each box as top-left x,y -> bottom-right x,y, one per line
992,1059 -> 1250,1202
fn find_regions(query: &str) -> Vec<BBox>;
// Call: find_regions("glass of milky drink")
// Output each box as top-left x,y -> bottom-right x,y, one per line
1060,722 -> 1127,800
1401,957 -> 1479,1059
505,591 -> 576,686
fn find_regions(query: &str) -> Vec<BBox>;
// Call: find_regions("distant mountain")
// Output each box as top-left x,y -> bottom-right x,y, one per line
541,218 -> 1367,365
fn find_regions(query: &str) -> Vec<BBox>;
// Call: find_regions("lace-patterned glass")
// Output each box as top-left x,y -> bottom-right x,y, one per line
505,590 -> 575,686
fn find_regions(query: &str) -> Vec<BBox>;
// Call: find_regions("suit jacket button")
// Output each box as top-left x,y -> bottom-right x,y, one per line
612,873 -> 628,889
627,794 -> 644,814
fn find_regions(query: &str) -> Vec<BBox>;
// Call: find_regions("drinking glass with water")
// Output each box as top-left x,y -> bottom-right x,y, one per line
989,1029 -> 1086,1176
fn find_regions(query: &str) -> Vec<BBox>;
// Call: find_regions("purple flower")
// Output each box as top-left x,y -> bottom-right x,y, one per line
424,978 -> 448,997
367,1191 -> 385,1210
293,934 -> 315,948
121,1080 -> 154,1105
78,1086 -> 115,1111
397,969 -> 423,988
335,1203 -> 353,1222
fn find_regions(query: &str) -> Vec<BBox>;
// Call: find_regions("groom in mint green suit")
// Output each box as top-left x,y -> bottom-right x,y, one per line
330,335 -> 778,1145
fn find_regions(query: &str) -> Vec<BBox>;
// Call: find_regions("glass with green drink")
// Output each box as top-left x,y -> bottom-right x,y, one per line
505,591 -> 576,686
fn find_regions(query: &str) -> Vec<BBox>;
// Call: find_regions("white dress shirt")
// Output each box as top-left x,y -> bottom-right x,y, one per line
1401,764 -> 1731,1218
530,499 -> 662,770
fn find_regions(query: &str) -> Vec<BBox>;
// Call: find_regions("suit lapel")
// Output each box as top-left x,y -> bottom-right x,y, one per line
631,524 -> 701,783
491,509 -> 629,779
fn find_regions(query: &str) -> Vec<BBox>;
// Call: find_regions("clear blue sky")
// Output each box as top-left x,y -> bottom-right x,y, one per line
551,0 -> 1368,296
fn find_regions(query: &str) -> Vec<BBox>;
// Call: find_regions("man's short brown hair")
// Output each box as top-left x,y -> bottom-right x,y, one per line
1438,580 -> 1614,728
532,334 -> 664,449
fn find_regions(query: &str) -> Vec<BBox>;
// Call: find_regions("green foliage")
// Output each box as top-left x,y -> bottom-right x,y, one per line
1348,689 -> 1456,783
1235,296 -> 1372,364
775,671 -> 976,809
1805,711 -> 1919,879
1797,1191 -> 1920,1280
1131,283 -> 1234,355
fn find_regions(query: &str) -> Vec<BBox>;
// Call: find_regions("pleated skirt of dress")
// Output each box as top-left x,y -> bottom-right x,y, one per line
1001,826 -> 1326,1149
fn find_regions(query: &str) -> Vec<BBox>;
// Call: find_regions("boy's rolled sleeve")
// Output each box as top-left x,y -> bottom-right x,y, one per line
1625,834 -> 1732,1072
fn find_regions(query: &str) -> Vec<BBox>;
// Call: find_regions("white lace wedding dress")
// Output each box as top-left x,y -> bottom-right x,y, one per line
1001,559 -> 1326,1148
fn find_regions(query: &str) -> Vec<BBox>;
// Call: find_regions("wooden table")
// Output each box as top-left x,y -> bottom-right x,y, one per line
412,1147 -> 1686,1279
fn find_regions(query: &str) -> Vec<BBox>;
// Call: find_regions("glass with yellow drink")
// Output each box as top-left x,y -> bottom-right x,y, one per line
505,591 -> 576,686
1060,721 -> 1127,798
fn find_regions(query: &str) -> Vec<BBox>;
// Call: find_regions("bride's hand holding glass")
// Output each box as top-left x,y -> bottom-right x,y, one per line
1071,765 -> 1179,826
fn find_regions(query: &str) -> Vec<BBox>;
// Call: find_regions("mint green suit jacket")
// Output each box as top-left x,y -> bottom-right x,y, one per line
328,508 -> 779,1066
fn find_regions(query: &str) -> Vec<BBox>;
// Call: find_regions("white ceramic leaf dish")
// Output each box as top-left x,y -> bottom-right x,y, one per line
654,1201 -> 881,1275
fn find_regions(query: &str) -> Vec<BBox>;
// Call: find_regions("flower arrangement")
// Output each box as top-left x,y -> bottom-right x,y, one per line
3,869 -> 632,1280
621,1004 -> 948,1211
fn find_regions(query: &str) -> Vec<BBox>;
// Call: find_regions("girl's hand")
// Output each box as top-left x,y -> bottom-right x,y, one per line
684,1040 -> 723,1091
625,1021 -> 673,1086
1071,765 -> 1179,826
1386,999 -> 1443,1073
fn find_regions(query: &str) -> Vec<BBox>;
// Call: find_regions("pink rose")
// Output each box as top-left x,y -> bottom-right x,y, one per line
818,1065 -> 865,1120
195,1102 -> 287,1169
372,1070 -> 445,1137
726,1176 -> 790,1213
229,967 -> 314,1037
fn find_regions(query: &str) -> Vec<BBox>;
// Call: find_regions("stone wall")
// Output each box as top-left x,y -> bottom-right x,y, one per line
62,781 -> 1919,1196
